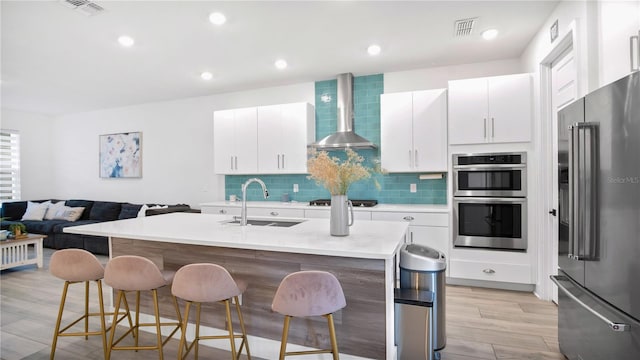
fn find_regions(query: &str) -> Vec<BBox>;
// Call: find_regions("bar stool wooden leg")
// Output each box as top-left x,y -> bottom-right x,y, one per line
195,302 -> 202,359
83,281 -> 90,340
107,290 -> 124,360
151,289 -> 164,360
326,314 -> 340,360
224,299 -> 238,359
135,290 -> 141,349
50,281 -> 70,360
278,315 -> 291,360
234,296 -> 252,359
96,280 -> 108,360
178,301 -> 191,360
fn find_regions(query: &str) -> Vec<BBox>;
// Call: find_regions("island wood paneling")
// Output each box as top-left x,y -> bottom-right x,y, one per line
111,237 -> 387,359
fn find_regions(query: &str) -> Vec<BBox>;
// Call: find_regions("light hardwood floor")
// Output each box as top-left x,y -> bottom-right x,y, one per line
1,248 -> 565,360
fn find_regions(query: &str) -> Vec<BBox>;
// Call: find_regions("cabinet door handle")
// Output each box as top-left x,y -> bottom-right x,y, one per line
234,156 -> 238,170
282,154 -> 285,169
483,268 -> 496,274
630,34 -> 639,72
483,118 -> 487,139
491,117 -> 495,139
230,156 -> 234,170
403,216 -> 414,221
410,232 -> 414,243
414,150 -> 418,168
408,150 -> 412,167
277,154 -> 281,169
219,209 -> 227,214
270,211 -> 279,216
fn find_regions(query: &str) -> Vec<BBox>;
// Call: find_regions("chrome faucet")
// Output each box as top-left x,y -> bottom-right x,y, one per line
240,178 -> 269,226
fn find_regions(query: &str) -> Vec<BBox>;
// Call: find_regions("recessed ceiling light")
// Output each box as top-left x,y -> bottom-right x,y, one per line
367,44 -> 381,56
209,12 -> 226,25
481,29 -> 499,40
117,35 -> 135,47
275,59 -> 288,70
201,71 -> 213,81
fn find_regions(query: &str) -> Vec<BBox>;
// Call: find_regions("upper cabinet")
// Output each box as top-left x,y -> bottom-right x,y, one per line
214,107 -> 258,174
598,1 -> 640,85
381,89 -> 448,172
257,103 -> 315,174
448,73 -> 532,145
214,102 -> 314,175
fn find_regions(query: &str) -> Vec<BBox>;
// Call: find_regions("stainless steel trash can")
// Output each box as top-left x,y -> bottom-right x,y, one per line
397,243 -> 447,358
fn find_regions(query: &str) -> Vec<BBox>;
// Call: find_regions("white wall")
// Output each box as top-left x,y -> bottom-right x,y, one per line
1,108 -> 54,200
34,82 -> 314,208
384,58 -> 523,93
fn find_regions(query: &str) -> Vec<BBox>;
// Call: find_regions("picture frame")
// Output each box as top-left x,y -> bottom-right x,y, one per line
99,132 -> 142,178
550,20 -> 559,43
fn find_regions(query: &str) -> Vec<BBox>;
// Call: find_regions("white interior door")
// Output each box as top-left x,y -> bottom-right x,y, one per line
550,46 -> 578,303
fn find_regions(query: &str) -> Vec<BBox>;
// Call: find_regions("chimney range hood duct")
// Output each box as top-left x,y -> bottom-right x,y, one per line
311,73 -> 378,150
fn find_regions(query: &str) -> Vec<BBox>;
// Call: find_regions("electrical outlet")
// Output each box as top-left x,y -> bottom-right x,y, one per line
410,183 -> 417,193
293,184 -> 299,193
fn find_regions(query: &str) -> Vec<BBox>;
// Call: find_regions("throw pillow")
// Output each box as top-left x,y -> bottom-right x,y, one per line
119,203 -> 142,220
21,201 -> 50,221
89,201 -> 122,221
44,201 -> 66,220
53,206 -> 85,222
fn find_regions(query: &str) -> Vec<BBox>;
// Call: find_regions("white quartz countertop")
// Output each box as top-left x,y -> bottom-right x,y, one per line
200,201 -> 449,213
64,213 -> 408,260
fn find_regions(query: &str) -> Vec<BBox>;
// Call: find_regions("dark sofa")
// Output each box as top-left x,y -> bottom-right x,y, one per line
0,200 -> 191,255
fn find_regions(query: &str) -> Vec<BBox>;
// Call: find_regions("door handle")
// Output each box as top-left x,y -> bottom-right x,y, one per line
551,275 -> 630,332
491,117 -> 495,139
277,154 -> 281,169
549,209 -> 557,216
630,33 -> 639,72
483,118 -> 487,140
414,150 -> 418,168
282,154 -> 285,169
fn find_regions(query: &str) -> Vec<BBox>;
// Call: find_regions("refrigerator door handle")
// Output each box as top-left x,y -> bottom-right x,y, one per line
574,122 -> 600,261
551,275 -> 630,332
568,124 -> 579,259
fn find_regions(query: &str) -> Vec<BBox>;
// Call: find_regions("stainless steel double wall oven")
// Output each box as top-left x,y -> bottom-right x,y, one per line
453,152 -> 527,251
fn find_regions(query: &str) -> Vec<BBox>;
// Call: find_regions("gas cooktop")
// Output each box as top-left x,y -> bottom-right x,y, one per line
308,199 -> 378,207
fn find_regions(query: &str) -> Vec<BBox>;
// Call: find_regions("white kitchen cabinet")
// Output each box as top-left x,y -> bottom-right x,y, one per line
598,1 -> 640,85
250,207 -> 304,218
380,89 -> 447,172
448,247 -> 533,285
257,103 -> 315,174
213,107 -> 258,174
304,208 -> 372,220
371,211 -> 449,269
448,73 -> 532,145
201,206 -> 241,216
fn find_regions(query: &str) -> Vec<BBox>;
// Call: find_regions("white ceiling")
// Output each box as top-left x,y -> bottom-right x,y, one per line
1,0 -> 558,116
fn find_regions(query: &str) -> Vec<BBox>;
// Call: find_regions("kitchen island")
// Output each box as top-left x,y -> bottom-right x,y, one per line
64,212 -> 408,360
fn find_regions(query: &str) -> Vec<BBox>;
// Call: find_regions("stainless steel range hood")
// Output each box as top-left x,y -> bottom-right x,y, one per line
311,73 -> 378,150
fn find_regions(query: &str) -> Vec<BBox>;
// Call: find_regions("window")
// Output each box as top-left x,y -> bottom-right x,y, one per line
0,129 -> 21,201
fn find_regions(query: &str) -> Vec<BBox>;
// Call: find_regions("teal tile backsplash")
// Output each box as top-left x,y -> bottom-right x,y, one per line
225,74 -> 447,205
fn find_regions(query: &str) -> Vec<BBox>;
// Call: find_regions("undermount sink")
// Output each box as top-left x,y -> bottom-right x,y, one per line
221,218 -> 305,228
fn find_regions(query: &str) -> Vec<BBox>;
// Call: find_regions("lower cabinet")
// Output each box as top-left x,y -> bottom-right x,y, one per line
250,208 -> 304,218
449,259 -> 532,284
201,206 -> 241,216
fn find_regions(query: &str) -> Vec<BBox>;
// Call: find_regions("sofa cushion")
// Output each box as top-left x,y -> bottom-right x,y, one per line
65,200 -> 94,220
23,220 -> 68,234
90,201 -> 122,221
1,201 -> 27,221
21,201 -> 51,221
119,203 -> 142,219
53,220 -> 102,233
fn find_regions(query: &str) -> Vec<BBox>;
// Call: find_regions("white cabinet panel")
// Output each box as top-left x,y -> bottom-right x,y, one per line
449,259 -> 532,284
304,208 -> 372,220
213,107 -> 258,174
257,102 -> 314,174
371,211 -> 448,227
250,208 -> 305,218
448,74 -> 532,145
381,89 -> 448,172
201,206 -> 241,216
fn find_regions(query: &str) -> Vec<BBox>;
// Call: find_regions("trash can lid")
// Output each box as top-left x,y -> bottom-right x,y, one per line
399,243 -> 446,271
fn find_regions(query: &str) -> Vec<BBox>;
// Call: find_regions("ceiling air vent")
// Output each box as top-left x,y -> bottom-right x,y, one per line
60,0 -> 105,16
454,17 -> 477,37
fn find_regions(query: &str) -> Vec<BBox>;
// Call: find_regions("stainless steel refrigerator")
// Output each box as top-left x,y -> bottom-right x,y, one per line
552,71 -> 640,359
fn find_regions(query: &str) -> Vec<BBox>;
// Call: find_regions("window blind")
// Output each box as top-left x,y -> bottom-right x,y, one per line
0,129 -> 21,201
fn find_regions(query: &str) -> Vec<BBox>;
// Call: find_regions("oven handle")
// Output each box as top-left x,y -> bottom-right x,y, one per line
453,197 -> 526,204
453,164 -> 526,170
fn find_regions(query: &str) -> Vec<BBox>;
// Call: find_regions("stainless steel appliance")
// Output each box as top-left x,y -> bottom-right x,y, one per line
453,152 -> 527,250
453,152 -> 526,197
551,71 -> 640,360
309,199 -> 378,207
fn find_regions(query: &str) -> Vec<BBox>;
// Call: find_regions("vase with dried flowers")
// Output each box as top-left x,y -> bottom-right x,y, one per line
307,149 -> 379,236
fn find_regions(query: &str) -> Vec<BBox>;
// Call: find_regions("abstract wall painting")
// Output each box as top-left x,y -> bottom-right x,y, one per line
99,132 -> 142,178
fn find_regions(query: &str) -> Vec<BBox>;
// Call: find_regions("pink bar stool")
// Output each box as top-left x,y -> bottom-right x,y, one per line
104,255 -> 182,360
49,249 -> 132,360
171,263 -> 251,360
272,271 -> 347,360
